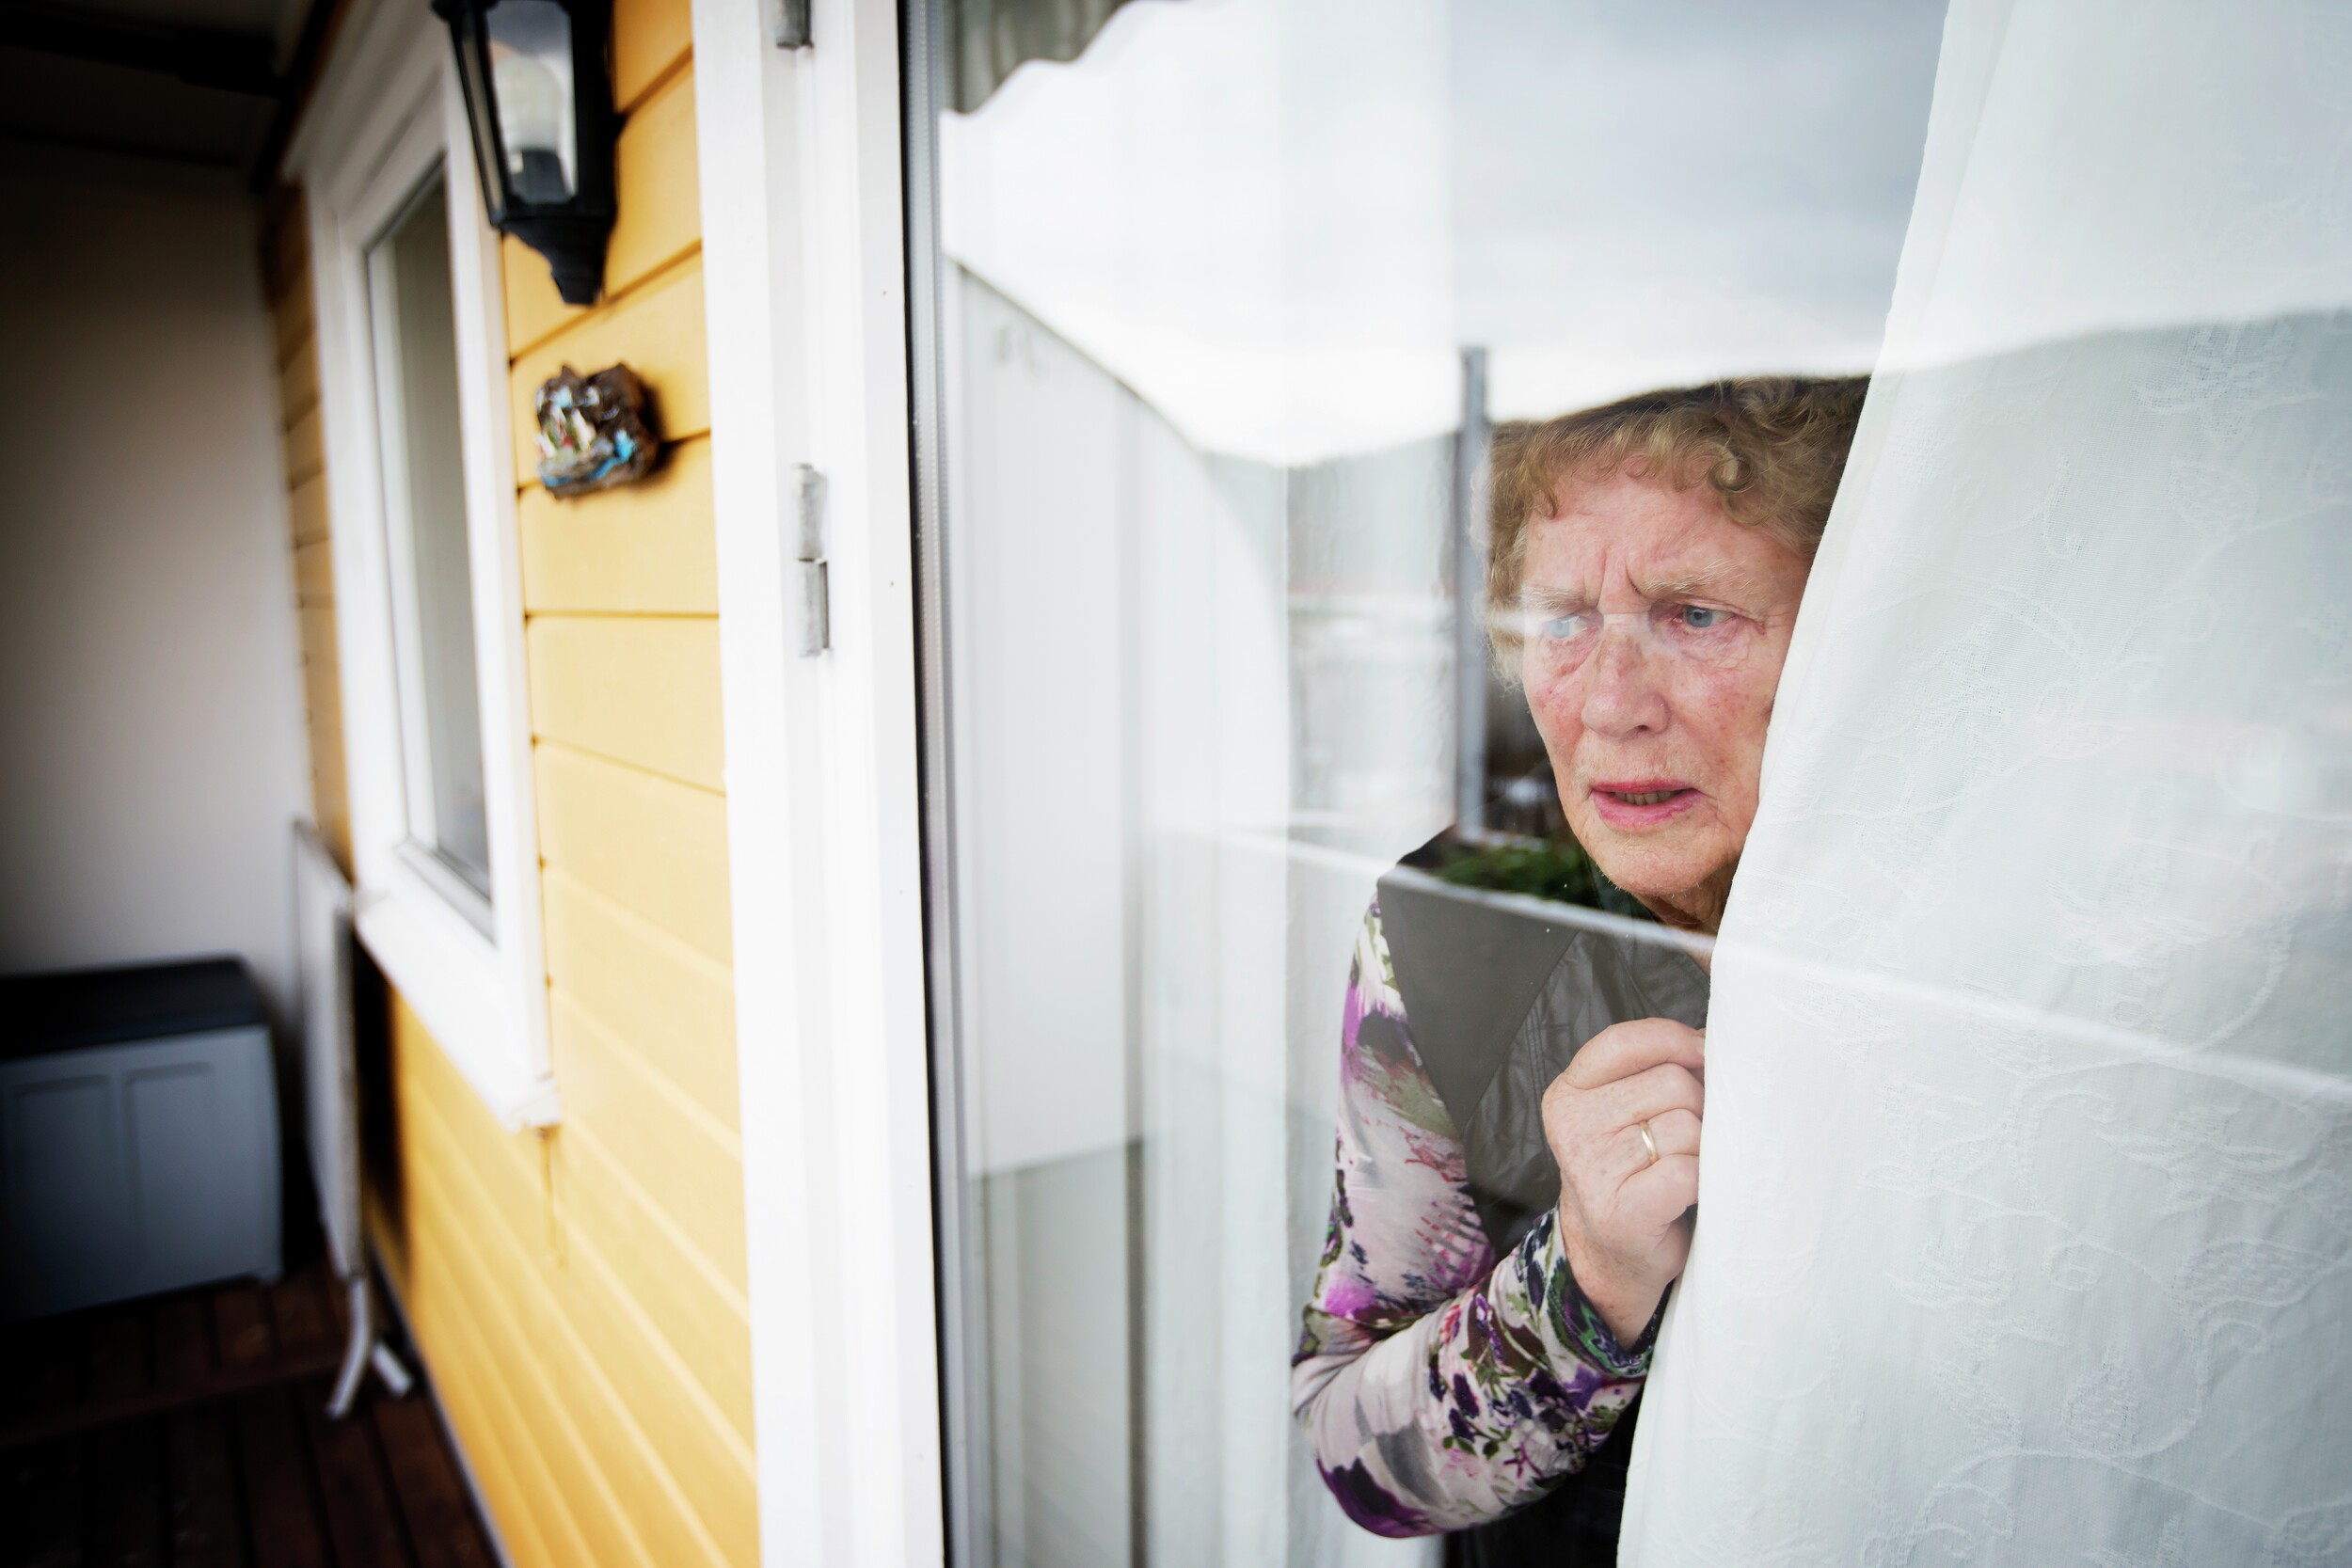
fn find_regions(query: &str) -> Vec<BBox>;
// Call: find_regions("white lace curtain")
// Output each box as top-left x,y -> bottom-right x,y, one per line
1625,2 -> 2352,1562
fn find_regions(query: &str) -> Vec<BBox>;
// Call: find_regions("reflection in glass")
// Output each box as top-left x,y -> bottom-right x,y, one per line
920,2 -> 1943,1561
488,0 -> 576,203
367,172 -> 491,901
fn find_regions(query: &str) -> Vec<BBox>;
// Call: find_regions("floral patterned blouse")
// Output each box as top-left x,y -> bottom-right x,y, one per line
1291,903 -> 1656,1538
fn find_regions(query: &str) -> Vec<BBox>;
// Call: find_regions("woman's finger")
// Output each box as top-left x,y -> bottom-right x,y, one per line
1590,1060 -> 1705,1132
1585,1102 -> 1701,1190
1565,1017 -> 1705,1091
1618,1152 -> 1701,1231
1645,1107 -> 1700,1159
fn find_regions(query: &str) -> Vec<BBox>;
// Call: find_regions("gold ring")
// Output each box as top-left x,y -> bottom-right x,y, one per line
1640,1120 -> 1660,1166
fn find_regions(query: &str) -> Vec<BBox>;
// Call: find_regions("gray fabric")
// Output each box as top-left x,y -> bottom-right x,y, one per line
950,0 -> 1143,114
1375,862 -> 1709,1256
1462,932 -> 1708,1252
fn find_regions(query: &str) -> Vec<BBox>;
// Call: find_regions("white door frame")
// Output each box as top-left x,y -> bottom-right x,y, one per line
691,0 -> 946,1561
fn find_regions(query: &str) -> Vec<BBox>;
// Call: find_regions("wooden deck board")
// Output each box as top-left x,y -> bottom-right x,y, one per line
85,1418 -> 167,1565
305,1378 -> 415,1568
213,1284 -> 277,1374
236,1386 -> 332,1568
2,1436 -> 85,1567
0,1247 -> 498,1568
153,1292 -> 216,1396
270,1269 -> 340,1365
168,1406 -> 248,1567
375,1396 -> 498,1568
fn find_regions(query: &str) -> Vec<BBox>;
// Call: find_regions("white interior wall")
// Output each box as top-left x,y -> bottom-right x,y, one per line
0,148 -> 310,1028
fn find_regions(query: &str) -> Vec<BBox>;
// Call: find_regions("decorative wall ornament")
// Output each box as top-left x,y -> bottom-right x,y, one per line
534,362 -> 656,498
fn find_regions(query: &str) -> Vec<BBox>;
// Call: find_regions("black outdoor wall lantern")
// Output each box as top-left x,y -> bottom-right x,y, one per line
432,0 -> 618,306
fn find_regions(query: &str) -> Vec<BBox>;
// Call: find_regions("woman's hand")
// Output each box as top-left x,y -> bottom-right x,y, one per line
1540,1018 -> 1705,1345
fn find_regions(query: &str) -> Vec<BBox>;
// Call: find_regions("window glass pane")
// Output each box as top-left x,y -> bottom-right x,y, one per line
486,0 -> 578,202
918,2 -> 1944,1562
369,172 -> 491,899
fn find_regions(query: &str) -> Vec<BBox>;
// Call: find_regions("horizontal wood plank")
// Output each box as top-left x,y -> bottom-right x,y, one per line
614,0 -> 691,111
280,342 -> 320,431
392,1016 -> 635,1568
501,237 -> 580,365
403,1117 -> 732,1568
288,470 -> 329,545
284,404 -> 324,486
400,1247 -> 598,1568
509,263 -> 707,483
548,995 -> 746,1286
608,72 -> 701,291
546,1113 -> 754,1435
302,1392 -> 410,1568
168,1405 -> 245,1567
420,952 -> 754,1428
406,1094 -> 753,1560
532,742 -> 730,961
274,270 -> 313,368
235,1386 -> 330,1568
541,867 -> 736,1131
519,437 -> 717,614
526,618 -> 724,793
373,1391 -> 500,1568
408,1323 -> 555,1568
266,199 -> 310,305
294,538 -> 333,607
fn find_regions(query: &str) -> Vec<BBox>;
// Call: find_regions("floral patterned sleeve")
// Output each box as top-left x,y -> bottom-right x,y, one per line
1290,902 -> 1654,1538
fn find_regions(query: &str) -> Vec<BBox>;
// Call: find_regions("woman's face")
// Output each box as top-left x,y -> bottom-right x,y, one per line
1517,470 -> 1812,931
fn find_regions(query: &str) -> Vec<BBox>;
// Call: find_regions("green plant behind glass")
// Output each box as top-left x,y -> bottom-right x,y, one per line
1429,835 -> 1652,921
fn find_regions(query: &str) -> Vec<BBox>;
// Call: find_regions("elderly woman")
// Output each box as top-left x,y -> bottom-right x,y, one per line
1293,377 -> 1867,1563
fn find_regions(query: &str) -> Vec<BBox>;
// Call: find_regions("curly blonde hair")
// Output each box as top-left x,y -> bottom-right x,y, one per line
1486,374 -> 1867,668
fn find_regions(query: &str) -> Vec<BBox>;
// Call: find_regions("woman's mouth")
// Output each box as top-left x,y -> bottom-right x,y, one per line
1589,780 -> 1700,828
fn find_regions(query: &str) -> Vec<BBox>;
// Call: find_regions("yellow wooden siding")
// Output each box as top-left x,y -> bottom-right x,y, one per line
550,993 -> 745,1275
293,537 -> 333,606
284,403 -> 325,487
608,72 -> 703,291
280,341 -> 320,428
526,615 -> 725,790
273,264 -> 312,367
533,743 -> 732,963
520,436 -> 717,613
264,194 -> 351,873
541,866 -> 738,1131
551,1081 -> 755,1434
614,0 -> 691,111
391,999 -> 755,1568
355,29 -> 755,1568
288,470 -> 329,546
503,68 -> 703,357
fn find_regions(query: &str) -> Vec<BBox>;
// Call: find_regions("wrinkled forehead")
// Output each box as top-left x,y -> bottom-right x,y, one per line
1519,477 -> 1807,606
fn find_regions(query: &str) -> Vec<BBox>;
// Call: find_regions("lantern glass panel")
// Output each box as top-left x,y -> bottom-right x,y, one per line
452,20 -> 505,216
485,0 -> 576,204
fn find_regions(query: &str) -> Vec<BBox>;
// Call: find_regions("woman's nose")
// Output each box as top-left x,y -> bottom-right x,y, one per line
1580,624 -> 1671,736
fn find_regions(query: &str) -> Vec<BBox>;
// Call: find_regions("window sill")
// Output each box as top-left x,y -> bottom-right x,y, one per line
354,863 -> 562,1131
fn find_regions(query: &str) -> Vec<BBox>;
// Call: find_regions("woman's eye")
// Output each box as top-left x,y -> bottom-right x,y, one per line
1539,613 -> 1590,641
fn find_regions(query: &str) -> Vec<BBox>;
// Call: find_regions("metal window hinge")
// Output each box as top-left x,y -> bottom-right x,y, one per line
771,0 -> 811,48
794,464 -> 829,656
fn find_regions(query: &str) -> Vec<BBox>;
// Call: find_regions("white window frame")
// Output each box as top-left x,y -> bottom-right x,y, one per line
691,0 -> 943,1560
287,0 -> 557,1130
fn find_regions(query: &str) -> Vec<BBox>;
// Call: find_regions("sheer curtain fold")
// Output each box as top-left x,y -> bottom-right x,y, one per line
1624,3 -> 2352,1563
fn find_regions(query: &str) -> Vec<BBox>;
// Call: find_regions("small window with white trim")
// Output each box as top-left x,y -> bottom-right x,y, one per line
294,15 -> 553,1128
366,168 -> 494,925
